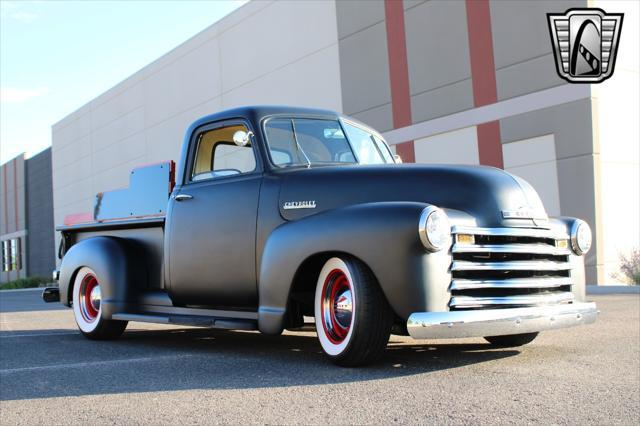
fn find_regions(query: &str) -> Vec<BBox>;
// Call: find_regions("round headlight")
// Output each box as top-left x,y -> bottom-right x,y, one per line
419,206 -> 451,252
571,220 -> 592,255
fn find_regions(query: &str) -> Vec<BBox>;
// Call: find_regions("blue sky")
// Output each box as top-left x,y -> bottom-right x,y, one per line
0,0 -> 246,164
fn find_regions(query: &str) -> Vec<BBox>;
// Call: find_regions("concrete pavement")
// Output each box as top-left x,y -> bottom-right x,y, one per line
0,289 -> 638,425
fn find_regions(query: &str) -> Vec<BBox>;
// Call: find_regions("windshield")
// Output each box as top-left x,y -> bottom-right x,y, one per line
264,118 -> 394,167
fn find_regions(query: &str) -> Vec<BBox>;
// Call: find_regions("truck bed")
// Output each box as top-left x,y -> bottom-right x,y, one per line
59,217 -> 166,290
57,161 -> 174,290
57,216 -> 165,233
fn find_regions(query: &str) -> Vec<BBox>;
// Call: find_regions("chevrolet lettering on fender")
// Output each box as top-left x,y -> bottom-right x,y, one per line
283,200 -> 317,210
43,106 -> 597,367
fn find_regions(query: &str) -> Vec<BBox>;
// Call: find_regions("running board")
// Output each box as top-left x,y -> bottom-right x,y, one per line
112,313 -> 258,330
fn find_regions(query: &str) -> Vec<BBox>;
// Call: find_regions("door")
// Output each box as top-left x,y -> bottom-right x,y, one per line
166,120 -> 262,309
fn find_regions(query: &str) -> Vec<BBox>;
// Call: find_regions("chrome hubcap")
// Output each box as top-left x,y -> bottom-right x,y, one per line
321,269 -> 353,344
89,285 -> 101,312
333,289 -> 352,328
79,275 -> 100,323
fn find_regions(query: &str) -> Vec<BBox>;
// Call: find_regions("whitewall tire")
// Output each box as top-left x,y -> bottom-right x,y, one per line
72,266 -> 127,340
315,258 -> 356,356
314,256 -> 393,366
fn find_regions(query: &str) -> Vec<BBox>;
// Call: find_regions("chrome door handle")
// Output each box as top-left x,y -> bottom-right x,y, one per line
174,194 -> 193,202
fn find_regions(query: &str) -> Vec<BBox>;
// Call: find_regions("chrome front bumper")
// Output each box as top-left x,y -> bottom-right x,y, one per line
406,302 -> 597,339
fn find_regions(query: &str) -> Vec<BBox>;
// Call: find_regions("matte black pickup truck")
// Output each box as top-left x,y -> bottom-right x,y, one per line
45,106 -> 597,366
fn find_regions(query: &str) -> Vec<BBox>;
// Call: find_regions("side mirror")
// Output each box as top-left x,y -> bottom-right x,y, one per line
394,154 -> 403,164
233,130 -> 253,147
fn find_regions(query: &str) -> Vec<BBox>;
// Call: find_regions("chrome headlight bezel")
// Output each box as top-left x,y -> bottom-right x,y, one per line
570,220 -> 592,256
419,206 -> 451,252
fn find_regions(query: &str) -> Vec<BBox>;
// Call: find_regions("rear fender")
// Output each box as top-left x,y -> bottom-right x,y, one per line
58,236 -> 147,318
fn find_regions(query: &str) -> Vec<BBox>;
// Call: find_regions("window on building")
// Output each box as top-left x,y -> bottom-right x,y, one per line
11,238 -> 21,270
1,240 -> 9,272
1,238 -> 21,272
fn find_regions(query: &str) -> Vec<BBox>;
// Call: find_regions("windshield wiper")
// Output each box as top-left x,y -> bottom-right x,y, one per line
290,120 -> 311,168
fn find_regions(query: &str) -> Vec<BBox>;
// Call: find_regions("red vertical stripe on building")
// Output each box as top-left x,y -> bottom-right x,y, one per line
465,0 -> 503,168
476,121 -> 502,167
13,158 -> 20,278
2,164 -> 7,235
384,0 -> 415,163
13,158 -> 18,233
2,164 -> 6,281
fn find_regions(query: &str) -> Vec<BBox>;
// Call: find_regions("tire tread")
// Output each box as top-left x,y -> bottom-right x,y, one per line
82,319 -> 128,340
484,332 -> 538,348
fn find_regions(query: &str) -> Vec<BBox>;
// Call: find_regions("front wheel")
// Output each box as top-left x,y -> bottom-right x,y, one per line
484,332 -> 539,348
314,257 -> 393,367
72,266 -> 128,340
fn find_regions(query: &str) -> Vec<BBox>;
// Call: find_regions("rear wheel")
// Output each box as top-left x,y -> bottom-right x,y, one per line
314,257 -> 393,366
72,266 -> 127,340
484,332 -> 539,348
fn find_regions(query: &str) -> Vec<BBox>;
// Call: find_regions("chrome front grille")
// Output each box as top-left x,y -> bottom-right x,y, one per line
449,226 -> 573,310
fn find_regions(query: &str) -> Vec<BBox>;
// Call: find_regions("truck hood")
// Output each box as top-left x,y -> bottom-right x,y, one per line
277,164 -> 549,228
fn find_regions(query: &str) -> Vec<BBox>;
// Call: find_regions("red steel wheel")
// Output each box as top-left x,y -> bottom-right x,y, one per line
320,268 -> 354,345
79,274 -> 100,323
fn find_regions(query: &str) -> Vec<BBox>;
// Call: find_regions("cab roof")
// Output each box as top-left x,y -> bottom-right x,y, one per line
188,105 -> 341,132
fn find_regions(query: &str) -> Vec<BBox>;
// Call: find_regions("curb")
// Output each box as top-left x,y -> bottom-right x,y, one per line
0,287 -> 48,293
587,285 -> 640,295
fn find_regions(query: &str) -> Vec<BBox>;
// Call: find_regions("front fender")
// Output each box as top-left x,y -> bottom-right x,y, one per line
58,236 -> 147,318
258,202 -> 452,334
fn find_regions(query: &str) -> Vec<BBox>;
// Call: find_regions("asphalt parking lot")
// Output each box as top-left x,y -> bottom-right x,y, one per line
0,290 -> 638,425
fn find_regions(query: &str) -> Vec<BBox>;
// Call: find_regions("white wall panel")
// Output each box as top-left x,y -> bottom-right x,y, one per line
52,104 -> 92,137
52,155 -> 93,191
54,179 -> 94,211
91,107 -> 145,152
92,133 -> 147,176
144,37 -> 222,127
503,134 -> 561,217
52,111 -> 92,149
503,133 -> 556,168
52,134 -> 92,169
221,45 -> 342,111
219,0 -> 338,93
91,81 -> 145,130
413,126 -> 479,165
593,0 -> 640,283
598,162 -> 640,283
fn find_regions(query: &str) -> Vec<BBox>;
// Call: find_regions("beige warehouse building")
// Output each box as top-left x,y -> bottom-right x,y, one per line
51,0 -> 639,285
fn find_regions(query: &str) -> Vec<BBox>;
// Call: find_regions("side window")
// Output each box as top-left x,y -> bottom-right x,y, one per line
264,118 -> 298,166
191,124 -> 256,182
342,122 -> 386,164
